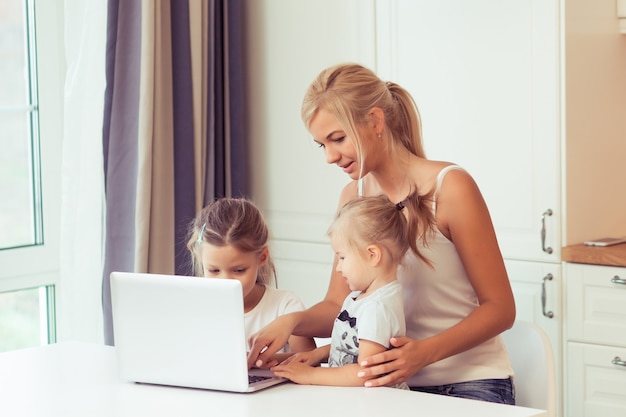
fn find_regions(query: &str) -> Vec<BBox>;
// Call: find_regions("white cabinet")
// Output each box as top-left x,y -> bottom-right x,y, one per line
375,0 -> 561,263
564,263 -> 626,417
505,260 -> 561,349
372,0 -> 563,317
506,260 -> 562,413
375,1 -> 563,414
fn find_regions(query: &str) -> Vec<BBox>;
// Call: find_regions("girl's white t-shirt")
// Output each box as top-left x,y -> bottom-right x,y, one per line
244,286 -> 307,352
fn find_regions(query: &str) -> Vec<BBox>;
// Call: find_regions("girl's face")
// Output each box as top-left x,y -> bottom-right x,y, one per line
331,234 -> 373,292
200,243 -> 268,300
310,108 -> 366,180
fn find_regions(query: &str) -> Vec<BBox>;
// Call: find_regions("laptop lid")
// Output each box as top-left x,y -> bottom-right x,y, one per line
110,271 -> 286,393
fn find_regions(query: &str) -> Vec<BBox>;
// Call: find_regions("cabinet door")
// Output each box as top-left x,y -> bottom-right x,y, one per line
505,259 -> 562,417
565,263 -> 626,347
567,342 -> 626,417
505,260 -> 561,355
375,0 -> 560,262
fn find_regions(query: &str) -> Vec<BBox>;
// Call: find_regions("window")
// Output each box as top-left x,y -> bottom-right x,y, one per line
0,287 -> 55,351
0,0 -> 62,352
1,0 -> 42,251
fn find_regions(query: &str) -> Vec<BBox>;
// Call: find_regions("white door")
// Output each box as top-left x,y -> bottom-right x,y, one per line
375,0 -> 561,263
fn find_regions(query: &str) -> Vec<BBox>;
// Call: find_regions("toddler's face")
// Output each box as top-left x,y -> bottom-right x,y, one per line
331,234 -> 371,292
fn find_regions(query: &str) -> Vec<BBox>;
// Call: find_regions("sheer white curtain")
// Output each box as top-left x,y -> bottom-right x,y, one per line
58,0 -> 107,344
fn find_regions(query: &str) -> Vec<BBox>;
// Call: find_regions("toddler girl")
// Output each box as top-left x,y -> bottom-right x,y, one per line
271,195 -> 414,389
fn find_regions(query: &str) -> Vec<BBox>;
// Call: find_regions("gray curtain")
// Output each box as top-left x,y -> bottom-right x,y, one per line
102,0 -> 247,346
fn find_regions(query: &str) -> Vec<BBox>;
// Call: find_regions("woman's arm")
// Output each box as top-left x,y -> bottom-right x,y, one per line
358,169 -> 515,386
248,184 -> 357,368
287,334 -> 318,354
248,265 -> 349,368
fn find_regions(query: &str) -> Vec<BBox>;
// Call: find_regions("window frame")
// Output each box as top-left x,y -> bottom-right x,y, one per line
0,0 -> 64,341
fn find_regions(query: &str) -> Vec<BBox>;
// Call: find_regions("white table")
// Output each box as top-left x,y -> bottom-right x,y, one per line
2,341 -> 547,416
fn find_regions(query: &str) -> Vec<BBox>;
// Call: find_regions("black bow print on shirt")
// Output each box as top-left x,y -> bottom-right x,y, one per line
337,310 -> 357,328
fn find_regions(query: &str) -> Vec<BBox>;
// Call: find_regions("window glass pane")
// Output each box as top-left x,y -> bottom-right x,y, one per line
0,0 -> 29,107
0,286 -> 52,352
0,112 -> 37,248
0,0 -> 41,250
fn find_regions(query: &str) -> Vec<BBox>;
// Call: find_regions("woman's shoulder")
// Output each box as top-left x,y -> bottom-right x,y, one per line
430,162 -> 478,193
416,159 -> 462,176
411,160 -> 470,193
412,161 -> 479,211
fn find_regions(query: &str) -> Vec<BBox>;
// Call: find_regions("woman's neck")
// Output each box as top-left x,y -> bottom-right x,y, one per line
368,150 -> 419,204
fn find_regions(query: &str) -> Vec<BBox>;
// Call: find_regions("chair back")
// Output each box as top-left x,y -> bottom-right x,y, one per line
501,320 -> 556,417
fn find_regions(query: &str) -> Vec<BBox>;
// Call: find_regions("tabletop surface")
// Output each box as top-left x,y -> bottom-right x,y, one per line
562,242 -> 626,267
1,341 -> 547,417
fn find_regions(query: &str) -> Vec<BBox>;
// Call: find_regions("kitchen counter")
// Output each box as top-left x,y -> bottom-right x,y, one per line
562,243 -> 626,267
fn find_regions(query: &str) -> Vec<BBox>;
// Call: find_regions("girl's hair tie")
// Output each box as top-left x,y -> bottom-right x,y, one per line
395,200 -> 406,211
196,223 -> 206,244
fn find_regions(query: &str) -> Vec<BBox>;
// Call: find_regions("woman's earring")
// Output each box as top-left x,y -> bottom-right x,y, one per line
377,133 -> 382,139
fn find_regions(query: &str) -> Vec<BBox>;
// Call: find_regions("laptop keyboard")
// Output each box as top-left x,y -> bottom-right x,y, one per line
249,374 -> 272,384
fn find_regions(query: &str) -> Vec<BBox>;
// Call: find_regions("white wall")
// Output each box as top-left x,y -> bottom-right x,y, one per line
243,0 -> 377,307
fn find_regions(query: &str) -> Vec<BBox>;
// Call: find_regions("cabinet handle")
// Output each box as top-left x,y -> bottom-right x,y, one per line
612,356 -> 626,367
610,276 -> 626,285
541,273 -> 554,318
540,209 -> 553,254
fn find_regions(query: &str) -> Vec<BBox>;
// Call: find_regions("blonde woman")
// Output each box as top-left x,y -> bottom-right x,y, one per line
250,63 -> 516,404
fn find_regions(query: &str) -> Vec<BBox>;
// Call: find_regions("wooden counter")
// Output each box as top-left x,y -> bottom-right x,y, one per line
562,243 -> 626,267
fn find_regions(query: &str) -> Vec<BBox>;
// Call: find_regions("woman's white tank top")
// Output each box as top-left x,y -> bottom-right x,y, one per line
358,165 -> 513,386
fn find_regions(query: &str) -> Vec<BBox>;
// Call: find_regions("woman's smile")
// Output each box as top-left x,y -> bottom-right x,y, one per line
341,161 -> 355,173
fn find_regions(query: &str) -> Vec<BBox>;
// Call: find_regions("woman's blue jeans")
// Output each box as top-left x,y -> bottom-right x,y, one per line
410,377 -> 515,405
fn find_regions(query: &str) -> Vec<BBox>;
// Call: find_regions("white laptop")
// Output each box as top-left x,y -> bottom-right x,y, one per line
110,271 -> 288,393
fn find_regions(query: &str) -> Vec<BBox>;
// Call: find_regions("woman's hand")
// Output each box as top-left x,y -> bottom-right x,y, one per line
357,336 -> 428,387
247,314 -> 298,369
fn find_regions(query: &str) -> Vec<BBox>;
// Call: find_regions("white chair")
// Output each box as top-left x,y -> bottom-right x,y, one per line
501,320 -> 557,417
